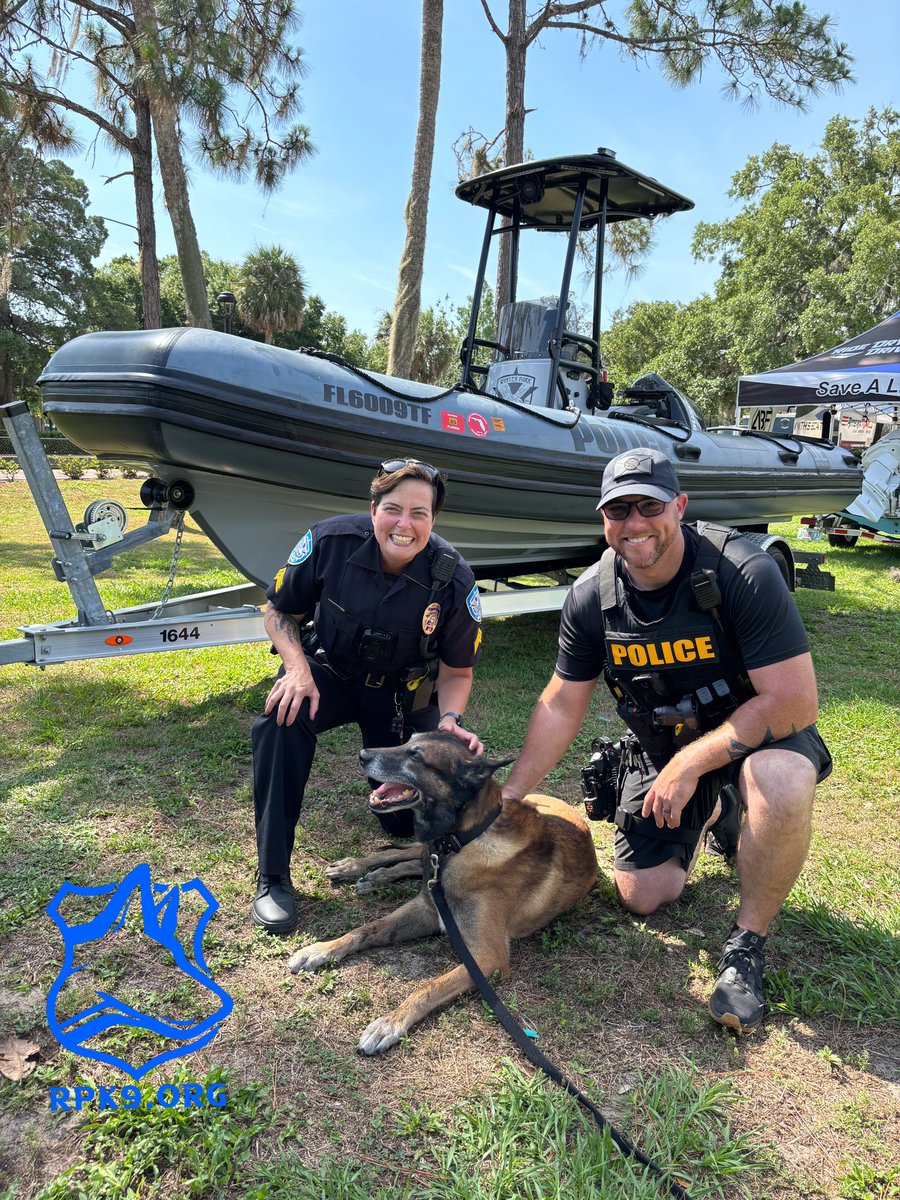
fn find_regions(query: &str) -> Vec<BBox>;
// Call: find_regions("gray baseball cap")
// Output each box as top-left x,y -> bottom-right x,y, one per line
597,448 -> 681,508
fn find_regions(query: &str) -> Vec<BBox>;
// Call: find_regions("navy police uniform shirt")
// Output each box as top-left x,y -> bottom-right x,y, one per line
267,513 -> 483,671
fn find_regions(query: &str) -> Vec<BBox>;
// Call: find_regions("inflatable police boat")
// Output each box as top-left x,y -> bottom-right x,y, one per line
39,150 -> 863,586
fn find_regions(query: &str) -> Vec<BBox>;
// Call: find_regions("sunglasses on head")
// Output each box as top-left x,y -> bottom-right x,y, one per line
601,497 -> 669,521
379,458 -> 441,480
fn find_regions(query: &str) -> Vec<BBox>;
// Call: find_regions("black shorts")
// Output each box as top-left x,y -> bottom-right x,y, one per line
614,724 -> 832,873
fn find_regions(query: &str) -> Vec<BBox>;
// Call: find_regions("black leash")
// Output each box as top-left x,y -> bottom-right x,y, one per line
426,846 -> 691,1198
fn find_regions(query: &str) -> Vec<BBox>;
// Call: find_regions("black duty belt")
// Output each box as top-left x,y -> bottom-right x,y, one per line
324,658 -> 430,690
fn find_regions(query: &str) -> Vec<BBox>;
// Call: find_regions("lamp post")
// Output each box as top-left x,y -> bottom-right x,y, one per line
216,290 -> 237,335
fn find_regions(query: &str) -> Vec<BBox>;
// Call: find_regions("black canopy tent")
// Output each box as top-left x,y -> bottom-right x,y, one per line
737,312 -> 900,410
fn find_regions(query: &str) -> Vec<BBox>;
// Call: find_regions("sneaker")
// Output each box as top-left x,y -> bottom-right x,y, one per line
709,925 -> 766,1033
706,783 -> 743,859
252,874 -> 298,935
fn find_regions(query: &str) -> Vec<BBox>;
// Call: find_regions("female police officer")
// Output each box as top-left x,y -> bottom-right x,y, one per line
251,459 -> 484,933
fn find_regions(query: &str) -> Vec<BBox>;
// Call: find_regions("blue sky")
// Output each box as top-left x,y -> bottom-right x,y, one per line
59,0 -> 898,338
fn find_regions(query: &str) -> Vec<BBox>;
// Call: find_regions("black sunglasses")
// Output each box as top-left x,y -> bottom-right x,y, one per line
379,459 -> 443,481
601,497 -> 669,521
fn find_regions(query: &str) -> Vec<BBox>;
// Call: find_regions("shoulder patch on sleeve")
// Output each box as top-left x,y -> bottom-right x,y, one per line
466,584 -> 482,623
288,530 -> 313,565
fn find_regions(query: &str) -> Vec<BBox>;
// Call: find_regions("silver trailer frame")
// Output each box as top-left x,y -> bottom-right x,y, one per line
1,401 -> 579,668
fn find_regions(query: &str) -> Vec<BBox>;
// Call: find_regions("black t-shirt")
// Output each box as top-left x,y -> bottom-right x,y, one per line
266,513 -> 482,670
556,524 -> 810,682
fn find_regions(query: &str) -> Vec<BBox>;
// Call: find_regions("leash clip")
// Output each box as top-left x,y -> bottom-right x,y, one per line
427,852 -> 440,889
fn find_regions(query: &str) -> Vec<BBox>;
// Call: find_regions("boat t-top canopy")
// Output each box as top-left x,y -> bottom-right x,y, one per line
455,148 -> 694,230
456,148 -> 695,405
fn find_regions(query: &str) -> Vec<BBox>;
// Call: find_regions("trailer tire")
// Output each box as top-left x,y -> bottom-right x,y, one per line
827,531 -> 859,547
767,545 -> 792,587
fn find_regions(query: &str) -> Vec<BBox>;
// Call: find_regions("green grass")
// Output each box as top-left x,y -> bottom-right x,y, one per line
244,1061 -> 769,1199
33,1068 -> 266,1200
0,482 -> 898,1199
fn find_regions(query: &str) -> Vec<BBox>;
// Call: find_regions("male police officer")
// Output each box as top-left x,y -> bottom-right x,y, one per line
502,447 -> 831,1032
252,459 -> 483,935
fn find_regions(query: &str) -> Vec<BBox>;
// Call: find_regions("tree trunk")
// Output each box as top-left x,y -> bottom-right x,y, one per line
132,90 -> 162,329
387,0 -> 443,380
132,0 -> 211,329
496,0 -> 527,316
150,96 -> 211,327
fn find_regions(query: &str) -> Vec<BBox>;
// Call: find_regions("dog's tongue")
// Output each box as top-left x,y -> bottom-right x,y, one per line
369,782 -> 416,808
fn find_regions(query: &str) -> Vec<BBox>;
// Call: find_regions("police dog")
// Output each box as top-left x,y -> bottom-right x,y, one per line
287,731 -> 597,1055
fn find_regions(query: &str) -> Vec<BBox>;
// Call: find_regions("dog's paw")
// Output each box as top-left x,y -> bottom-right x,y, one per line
325,857 -> 365,884
354,867 -> 394,893
357,1016 -> 406,1056
287,942 -> 337,974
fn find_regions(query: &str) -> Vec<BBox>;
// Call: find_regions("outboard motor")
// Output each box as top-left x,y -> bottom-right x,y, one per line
616,372 -> 707,432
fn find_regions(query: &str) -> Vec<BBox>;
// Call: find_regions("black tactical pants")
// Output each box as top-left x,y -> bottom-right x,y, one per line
252,657 -> 438,874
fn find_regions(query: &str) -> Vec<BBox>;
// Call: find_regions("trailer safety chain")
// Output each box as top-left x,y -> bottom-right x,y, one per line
149,513 -> 186,621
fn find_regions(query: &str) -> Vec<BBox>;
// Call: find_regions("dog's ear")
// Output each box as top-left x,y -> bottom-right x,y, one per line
460,754 -> 515,788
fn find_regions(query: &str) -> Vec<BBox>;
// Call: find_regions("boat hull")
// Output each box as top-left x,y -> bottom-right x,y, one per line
40,328 -> 864,586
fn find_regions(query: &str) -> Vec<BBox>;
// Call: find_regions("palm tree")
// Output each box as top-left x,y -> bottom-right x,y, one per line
238,246 -> 306,344
387,0 -> 442,379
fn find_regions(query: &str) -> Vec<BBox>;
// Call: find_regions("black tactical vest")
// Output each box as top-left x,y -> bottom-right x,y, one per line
599,523 -> 756,761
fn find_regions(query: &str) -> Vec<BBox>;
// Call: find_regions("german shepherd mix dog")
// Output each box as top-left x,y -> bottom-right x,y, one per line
288,732 -> 597,1055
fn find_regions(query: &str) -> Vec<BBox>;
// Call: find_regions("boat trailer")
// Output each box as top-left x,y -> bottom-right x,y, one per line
0,400 -> 588,668
0,401 -> 835,669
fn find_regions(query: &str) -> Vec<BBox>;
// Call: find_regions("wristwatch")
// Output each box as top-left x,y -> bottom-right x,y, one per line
439,711 -> 463,726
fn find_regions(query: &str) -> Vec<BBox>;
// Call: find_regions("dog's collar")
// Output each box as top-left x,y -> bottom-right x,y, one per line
430,803 -> 502,858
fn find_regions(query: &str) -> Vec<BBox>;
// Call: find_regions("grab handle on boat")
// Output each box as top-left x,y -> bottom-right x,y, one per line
778,450 -> 800,464
674,444 -> 701,461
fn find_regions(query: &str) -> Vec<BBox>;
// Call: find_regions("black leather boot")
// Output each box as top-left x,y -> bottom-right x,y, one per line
252,874 -> 298,935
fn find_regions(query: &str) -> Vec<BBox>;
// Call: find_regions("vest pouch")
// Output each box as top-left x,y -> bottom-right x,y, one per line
616,701 -> 674,768
317,598 -> 364,666
402,659 -> 439,714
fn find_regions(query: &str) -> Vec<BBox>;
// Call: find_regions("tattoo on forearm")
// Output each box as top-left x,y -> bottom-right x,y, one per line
726,737 -> 754,761
726,723 -> 799,760
274,612 -> 301,646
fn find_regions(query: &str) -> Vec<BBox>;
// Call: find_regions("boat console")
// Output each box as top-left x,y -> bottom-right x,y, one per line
610,373 -> 707,433
485,301 -> 597,409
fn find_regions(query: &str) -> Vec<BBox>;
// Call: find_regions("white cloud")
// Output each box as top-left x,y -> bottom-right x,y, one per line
349,273 -> 394,294
445,262 -> 477,282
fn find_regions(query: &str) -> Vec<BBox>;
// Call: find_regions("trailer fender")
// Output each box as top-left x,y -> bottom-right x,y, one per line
738,531 -> 795,590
